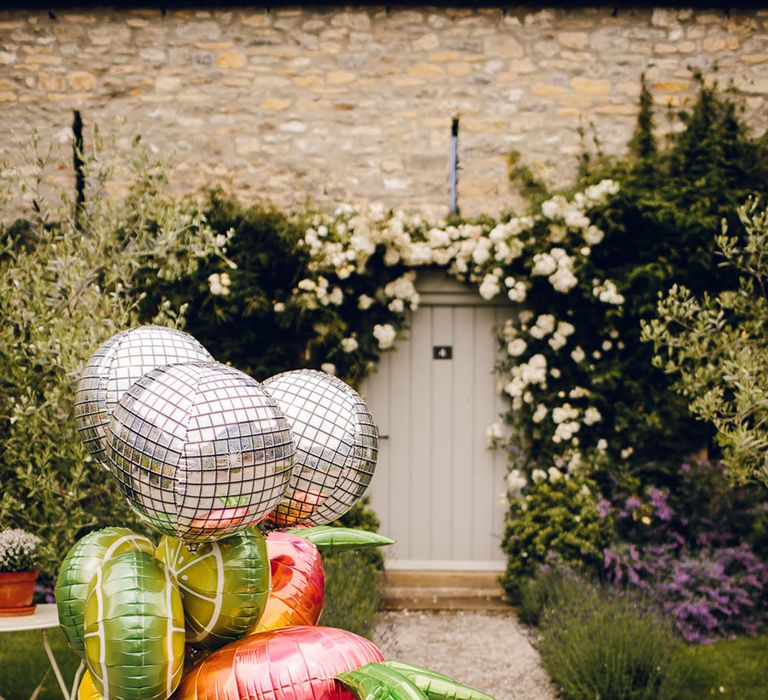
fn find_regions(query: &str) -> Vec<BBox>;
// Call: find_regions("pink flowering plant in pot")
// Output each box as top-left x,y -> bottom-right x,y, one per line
0,528 -> 42,615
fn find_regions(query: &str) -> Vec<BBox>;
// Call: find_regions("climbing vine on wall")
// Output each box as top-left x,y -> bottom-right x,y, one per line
146,77 -> 768,572
155,181 -> 622,490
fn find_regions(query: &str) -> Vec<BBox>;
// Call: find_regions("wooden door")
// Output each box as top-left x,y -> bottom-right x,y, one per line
361,273 -> 509,571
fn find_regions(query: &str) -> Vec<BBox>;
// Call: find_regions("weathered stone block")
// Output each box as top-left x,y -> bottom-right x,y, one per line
448,62 -> 472,77
330,11 -> 371,31
216,51 -> 247,69
653,80 -> 689,92
413,33 -> 440,51
241,13 -> 270,28
327,71 -> 355,84
571,76 -> 611,95
595,104 -> 637,115
429,51 -> 462,63
139,48 -> 166,62
26,54 -> 62,65
531,83 -> 566,96
68,71 -> 95,91
261,97 -> 291,110
557,32 -> 589,50
37,73 -> 65,91
651,8 -> 681,27
155,75 -> 182,92
484,34 -> 524,57
408,63 -> 444,78
703,35 -> 740,51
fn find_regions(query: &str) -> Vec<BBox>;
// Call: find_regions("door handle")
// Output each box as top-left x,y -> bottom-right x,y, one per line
379,435 -> 390,440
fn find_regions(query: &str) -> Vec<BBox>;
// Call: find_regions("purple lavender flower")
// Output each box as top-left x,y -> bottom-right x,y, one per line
625,495 -> 642,511
648,487 -> 673,521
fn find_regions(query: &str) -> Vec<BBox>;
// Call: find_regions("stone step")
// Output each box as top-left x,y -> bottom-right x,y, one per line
378,571 -> 507,611
380,570 -> 503,588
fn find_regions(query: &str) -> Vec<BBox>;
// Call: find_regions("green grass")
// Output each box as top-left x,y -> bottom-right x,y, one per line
678,635 -> 768,700
0,627 -> 82,700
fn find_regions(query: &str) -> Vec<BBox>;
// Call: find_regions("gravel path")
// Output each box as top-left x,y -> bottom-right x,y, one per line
374,610 -> 558,700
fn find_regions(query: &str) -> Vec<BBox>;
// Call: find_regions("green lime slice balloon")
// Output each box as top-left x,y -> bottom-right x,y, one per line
156,528 -> 270,650
84,550 -> 185,700
55,527 -> 154,655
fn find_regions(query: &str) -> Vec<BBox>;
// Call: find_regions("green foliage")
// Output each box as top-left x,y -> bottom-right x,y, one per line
498,76 -> 768,611
517,566 -> 581,627
538,575 -> 685,700
644,202 -> 768,484
138,190 -> 316,381
507,150 -> 549,206
335,497 -> 381,535
677,634 -> 768,700
320,549 -> 380,639
332,497 -> 384,569
0,134 -> 224,573
520,75 -> 768,475
500,475 -> 612,602
319,500 -> 383,636
139,192 -> 395,387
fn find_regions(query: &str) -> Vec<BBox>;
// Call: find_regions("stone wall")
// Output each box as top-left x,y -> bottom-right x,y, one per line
1,5 -> 767,217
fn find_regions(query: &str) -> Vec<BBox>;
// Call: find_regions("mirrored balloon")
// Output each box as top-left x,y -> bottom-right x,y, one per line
262,369 -> 378,527
74,326 -> 213,468
106,361 -> 295,542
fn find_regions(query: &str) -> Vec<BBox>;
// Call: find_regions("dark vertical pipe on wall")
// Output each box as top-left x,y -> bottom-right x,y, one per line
449,116 -> 459,215
72,110 -> 85,229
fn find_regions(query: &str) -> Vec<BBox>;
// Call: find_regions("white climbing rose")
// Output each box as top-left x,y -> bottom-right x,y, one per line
373,323 -> 397,349
341,337 -> 359,353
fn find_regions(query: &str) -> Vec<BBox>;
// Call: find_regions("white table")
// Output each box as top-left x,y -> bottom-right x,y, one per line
0,604 -> 85,699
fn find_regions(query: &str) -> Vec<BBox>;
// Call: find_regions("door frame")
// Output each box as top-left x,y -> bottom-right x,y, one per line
364,270 -> 512,571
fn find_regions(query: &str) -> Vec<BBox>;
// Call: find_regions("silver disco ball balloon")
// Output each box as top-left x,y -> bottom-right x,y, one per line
74,326 -> 213,468
262,368 -> 378,527
106,361 -> 295,543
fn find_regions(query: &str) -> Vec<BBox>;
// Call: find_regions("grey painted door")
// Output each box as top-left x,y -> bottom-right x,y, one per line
361,278 -> 509,571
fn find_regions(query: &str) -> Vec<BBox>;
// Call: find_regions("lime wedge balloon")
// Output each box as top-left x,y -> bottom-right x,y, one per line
83,550 -> 185,700
156,528 -> 270,649
77,669 -> 101,700
56,527 -> 154,655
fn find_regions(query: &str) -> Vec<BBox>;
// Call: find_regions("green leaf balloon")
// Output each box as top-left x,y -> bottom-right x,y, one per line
55,527 -> 154,655
83,550 -> 185,700
156,528 -> 270,649
380,661 -> 496,700
287,525 -> 395,552
338,664 -> 428,700
339,662 -> 495,700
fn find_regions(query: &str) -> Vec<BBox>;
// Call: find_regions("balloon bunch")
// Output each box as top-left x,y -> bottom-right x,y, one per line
57,326 -> 493,700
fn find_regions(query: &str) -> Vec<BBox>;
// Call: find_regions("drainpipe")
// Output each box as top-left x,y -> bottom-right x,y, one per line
449,116 -> 459,215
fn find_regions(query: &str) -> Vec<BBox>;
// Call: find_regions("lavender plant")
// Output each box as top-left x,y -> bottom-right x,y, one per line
602,460 -> 768,642
605,542 -> 767,643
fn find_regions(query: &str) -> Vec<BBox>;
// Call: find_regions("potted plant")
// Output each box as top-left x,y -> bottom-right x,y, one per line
0,528 -> 42,616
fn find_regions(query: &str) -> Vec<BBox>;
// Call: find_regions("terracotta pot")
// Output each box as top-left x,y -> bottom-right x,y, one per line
0,569 -> 38,615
